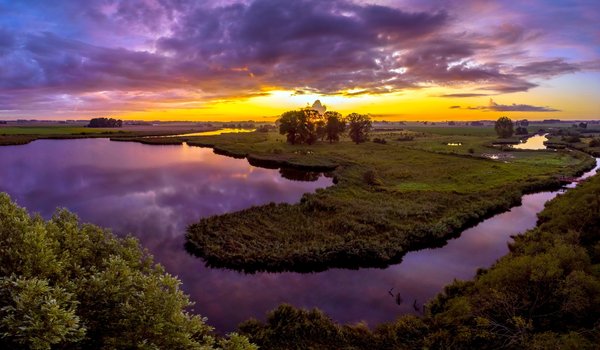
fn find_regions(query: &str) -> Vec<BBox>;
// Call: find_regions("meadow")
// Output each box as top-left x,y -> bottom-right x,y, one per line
113,128 -> 595,272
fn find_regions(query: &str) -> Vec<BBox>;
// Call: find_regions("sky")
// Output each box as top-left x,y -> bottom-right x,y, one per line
0,0 -> 599,121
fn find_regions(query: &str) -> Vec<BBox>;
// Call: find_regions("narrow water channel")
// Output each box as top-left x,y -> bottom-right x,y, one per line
0,138 -> 596,332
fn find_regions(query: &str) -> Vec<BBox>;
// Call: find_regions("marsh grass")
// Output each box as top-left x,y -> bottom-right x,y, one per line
171,131 -> 595,272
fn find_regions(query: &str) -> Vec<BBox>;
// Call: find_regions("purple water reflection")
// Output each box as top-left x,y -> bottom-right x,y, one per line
0,138 -> 596,332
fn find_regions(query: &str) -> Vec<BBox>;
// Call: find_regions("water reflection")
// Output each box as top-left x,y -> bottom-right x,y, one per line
165,128 -> 255,137
0,138 -> 596,333
512,133 -> 548,150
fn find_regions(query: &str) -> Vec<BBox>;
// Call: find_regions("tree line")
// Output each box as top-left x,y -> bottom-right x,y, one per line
87,117 -> 123,128
278,109 -> 372,145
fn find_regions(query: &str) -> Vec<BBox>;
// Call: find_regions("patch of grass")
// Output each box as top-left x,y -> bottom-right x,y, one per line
0,126 -> 197,146
170,130 -> 596,272
0,126 -> 116,135
405,126 -> 497,136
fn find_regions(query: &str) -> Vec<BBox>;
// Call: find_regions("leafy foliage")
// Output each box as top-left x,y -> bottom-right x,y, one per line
323,111 -> 346,143
0,193 -> 255,350
278,109 -> 324,145
495,116 -> 514,138
347,113 -> 372,144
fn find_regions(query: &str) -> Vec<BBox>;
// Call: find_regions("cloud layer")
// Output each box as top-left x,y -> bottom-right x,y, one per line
452,99 -> 560,112
0,0 -> 598,116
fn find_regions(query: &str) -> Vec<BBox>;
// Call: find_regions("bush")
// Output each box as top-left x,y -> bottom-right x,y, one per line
564,135 -> 581,143
363,170 -> 382,186
0,193 -> 254,350
589,138 -> 600,147
373,137 -> 387,144
396,135 -> 414,141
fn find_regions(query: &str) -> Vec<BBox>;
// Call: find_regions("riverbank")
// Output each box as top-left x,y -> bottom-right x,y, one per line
144,130 -> 595,272
238,161 -> 600,349
0,124 -> 220,146
3,127 -> 595,273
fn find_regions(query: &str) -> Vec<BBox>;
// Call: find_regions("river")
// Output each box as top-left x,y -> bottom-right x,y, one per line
0,138 -> 596,332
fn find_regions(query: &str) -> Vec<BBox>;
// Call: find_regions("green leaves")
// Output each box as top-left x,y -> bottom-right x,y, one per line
0,276 -> 84,350
0,194 -> 256,349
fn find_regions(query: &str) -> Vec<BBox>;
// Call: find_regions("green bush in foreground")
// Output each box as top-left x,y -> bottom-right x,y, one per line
0,193 -> 256,350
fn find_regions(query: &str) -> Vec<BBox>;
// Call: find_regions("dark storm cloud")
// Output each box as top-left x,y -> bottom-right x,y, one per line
0,0 -> 596,114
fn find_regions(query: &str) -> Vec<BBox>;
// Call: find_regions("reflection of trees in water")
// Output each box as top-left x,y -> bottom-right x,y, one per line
279,168 -> 322,182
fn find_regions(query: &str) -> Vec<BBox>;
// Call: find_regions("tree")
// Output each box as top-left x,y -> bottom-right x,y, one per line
278,110 -> 302,145
298,109 -> 322,145
0,193 -> 255,350
277,109 -> 323,145
494,116 -> 514,138
347,113 -> 372,144
515,127 -> 528,135
323,111 -> 345,143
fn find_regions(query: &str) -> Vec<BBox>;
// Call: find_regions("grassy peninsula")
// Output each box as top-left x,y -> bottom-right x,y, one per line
115,127 -> 594,272
238,166 -> 600,349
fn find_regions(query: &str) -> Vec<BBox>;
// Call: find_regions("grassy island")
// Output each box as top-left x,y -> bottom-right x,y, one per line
114,128 -> 595,272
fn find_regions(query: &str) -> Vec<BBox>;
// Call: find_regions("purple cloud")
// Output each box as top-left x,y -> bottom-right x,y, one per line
0,0 -> 596,116
455,99 -> 559,112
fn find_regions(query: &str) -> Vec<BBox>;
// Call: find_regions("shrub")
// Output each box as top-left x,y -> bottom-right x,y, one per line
0,193 -> 254,350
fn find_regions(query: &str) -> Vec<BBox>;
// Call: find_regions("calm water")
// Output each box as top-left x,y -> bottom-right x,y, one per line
0,138 -> 596,332
512,133 -> 548,150
163,128 -> 255,137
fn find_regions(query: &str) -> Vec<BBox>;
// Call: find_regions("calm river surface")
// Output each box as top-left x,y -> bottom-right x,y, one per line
0,138 -> 597,332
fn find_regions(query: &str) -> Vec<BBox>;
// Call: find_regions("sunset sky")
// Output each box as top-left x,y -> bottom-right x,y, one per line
0,0 -> 598,121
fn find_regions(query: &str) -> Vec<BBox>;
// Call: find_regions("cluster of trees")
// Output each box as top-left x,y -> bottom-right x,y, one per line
87,117 -> 123,128
278,109 -> 371,145
223,122 -> 255,129
0,193 -> 256,350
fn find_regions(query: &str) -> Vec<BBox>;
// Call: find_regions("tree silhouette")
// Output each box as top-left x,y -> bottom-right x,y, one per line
324,111 -> 346,143
494,116 -> 514,138
278,109 -> 324,145
347,113 -> 372,144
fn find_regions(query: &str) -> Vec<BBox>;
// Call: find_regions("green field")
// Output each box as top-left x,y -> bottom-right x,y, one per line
0,126 -> 189,146
405,126 -> 498,136
110,129 -> 596,272
0,126 -> 115,135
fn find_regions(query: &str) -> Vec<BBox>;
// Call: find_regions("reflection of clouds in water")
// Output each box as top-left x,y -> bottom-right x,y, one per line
1,139 -> 591,333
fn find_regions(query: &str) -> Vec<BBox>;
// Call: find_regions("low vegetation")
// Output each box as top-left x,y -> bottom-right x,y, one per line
0,126 -> 200,146
174,128 -> 594,272
0,193 -> 256,350
239,169 -> 600,349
